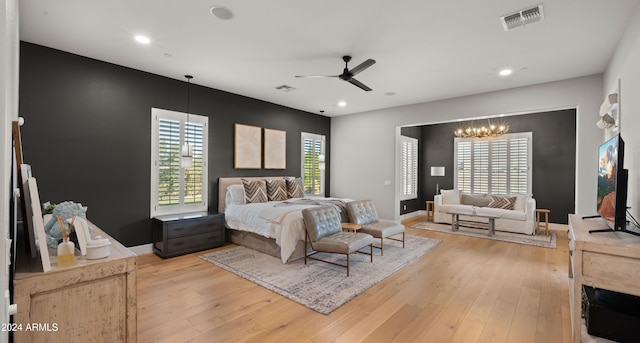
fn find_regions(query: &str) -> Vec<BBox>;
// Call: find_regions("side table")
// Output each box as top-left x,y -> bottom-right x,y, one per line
425,200 -> 435,221
341,222 -> 361,232
536,208 -> 550,235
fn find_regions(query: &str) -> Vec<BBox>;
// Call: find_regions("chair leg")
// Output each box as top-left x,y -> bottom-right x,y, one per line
304,232 -> 308,265
402,232 -> 405,248
380,237 -> 384,256
346,253 -> 350,277
370,244 -> 373,262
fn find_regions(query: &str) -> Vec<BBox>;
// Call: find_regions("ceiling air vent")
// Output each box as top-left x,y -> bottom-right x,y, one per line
275,84 -> 296,92
500,4 -> 544,31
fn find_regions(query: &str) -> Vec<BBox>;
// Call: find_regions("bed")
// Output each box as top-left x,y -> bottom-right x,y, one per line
218,177 -> 351,263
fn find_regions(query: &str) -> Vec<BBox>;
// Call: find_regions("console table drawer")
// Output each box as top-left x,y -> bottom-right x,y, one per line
583,251 -> 640,285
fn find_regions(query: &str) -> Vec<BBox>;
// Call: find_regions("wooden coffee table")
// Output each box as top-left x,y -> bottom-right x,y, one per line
446,211 -> 502,237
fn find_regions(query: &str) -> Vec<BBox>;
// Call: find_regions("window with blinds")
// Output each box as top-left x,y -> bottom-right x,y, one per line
454,132 -> 532,195
301,132 -> 325,196
400,136 -> 418,200
151,108 -> 208,217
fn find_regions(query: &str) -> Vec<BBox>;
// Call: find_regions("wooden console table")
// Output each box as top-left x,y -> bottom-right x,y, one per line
568,214 -> 640,342
13,224 -> 137,343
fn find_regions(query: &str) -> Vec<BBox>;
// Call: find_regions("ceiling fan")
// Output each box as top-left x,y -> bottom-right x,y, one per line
295,55 -> 376,91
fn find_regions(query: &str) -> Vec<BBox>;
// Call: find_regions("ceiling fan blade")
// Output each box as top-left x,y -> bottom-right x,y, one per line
348,59 -> 376,76
295,75 -> 340,78
348,78 -> 372,91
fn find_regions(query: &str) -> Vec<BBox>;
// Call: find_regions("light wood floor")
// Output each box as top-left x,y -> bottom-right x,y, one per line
137,216 -> 571,343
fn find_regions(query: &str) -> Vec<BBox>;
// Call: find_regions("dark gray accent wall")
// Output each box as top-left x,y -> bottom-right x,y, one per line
19,42 -> 331,247
418,109 -> 576,223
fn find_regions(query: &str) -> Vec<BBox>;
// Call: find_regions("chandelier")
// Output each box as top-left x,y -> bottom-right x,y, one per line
455,121 -> 509,138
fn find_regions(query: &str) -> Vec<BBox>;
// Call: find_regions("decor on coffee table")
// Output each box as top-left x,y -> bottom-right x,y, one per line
199,234 -> 440,314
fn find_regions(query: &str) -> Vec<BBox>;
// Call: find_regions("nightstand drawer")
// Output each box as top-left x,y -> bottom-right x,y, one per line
167,230 -> 224,253
166,215 -> 223,238
152,212 -> 225,258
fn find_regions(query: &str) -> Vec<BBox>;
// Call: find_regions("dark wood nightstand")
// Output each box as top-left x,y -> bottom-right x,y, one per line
152,212 -> 225,258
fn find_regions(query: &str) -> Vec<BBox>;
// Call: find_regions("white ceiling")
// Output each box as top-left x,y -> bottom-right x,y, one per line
19,0 -> 639,116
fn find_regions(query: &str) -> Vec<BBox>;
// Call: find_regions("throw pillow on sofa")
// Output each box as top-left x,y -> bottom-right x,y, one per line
487,195 -> 517,210
461,194 -> 491,207
441,189 -> 461,204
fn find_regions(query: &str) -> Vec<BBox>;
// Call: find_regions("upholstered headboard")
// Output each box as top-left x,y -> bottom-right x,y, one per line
218,176 -> 294,213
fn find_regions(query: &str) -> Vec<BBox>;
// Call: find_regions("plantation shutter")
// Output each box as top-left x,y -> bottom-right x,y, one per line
151,108 -> 208,217
454,132 -> 531,195
158,119 -> 181,206
302,132 -> 325,195
456,141 -> 472,193
400,136 -> 418,199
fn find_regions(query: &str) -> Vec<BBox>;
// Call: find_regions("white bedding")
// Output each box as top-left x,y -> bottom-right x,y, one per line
224,197 -> 350,263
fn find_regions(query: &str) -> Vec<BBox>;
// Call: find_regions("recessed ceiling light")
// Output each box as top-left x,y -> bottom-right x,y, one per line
499,69 -> 513,76
210,6 -> 234,20
134,35 -> 150,44
338,101 -> 347,107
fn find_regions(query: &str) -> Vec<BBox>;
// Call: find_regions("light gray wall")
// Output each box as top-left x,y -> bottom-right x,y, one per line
331,74 -> 603,221
605,2 -> 640,221
1,0 -> 19,339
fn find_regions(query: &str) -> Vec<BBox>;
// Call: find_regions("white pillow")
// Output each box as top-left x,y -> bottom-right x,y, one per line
511,194 -> 532,211
441,189 -> 461,204
225,184 -> 246,207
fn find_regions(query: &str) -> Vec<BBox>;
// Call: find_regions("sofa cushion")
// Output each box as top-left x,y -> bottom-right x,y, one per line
360,219 -> 404,239
477,207 -> 526,220
441,189 -> 461,204
488,195 -> 516,210
461,194 -> 491,207
512,194 -> 531,211
437,204 -> 473,214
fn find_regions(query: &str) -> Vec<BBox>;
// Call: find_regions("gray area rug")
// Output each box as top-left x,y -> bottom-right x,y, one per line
199,235 -> 440,314
411,221 -> 556,249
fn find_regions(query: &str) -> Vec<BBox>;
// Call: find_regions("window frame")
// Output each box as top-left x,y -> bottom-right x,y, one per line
301,132 -> 325,196
454,132 -> 532,195
150,108 -> 208,217
400,135 -> 419,200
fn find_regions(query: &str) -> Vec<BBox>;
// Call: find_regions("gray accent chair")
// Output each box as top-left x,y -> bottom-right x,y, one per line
346,200 -> 405,256
302,206 -> 373,276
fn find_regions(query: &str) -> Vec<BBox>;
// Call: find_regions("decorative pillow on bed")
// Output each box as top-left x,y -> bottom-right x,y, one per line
225,184 -> 246,206
266,179 -> 288,201
487,195 -> 516,210
242,179 -> 268,203
285,177 -> 304,198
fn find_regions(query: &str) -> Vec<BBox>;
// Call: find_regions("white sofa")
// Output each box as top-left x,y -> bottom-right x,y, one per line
433,190 -> 536,235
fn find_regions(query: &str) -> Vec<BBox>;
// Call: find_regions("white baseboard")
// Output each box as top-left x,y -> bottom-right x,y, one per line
128,243 -> 153,255
400,210 -> 426,222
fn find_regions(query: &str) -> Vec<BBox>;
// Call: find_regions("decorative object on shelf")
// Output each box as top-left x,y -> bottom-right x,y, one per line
430,166 -> 445,196
23,177 -> 51,272
454,120 -> 509,138
181,75 -> 194,168
44,201 -> 88,248
56,215 -> 75,267
86,236 -> 111,259
234,123 -> 262,169
597,92 -> 619,130
263,128 -> 286,169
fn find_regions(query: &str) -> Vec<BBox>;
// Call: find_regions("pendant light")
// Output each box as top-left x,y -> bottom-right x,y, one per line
181,75 -> 194,168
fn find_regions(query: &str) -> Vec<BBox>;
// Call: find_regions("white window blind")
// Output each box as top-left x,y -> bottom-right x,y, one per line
151,108 -> 208,217
454,132 -> 532,195
301,132 -> 325,196
400,136 -> 418,200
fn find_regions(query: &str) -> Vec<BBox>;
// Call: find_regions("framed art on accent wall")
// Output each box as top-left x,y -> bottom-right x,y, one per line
234,123 -> 262,169
264,128 -> 286,169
